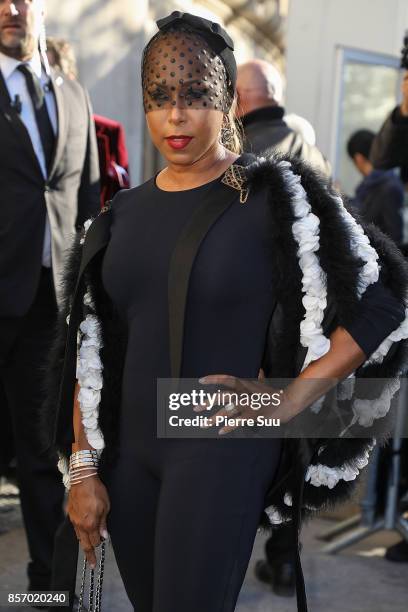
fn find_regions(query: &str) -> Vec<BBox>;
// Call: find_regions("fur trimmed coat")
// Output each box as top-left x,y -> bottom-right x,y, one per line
40,152 -> 408,611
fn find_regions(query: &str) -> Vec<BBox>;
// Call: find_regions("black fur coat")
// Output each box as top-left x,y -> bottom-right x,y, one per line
39,153 -> 408,610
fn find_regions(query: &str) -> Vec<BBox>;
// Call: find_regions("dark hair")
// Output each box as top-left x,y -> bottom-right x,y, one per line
347,129 -> 375,160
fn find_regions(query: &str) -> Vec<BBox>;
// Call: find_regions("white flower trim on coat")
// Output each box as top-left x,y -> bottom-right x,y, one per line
76,313 -> 105,450
337,374 -> 356,401
332,193 -> 408,367
351,377 -> 401,428
57,453 -> 70,489
59,278 -> 104,489
260,165 -> 403,511
332,193 -> 407,426
305,440 -> 376,489
297,187 -> 404,424
283,492 -> 318,510
309,395 -> 326,414
365,308 -> 408,366
75,279 -> 105,452
83,291 -> 96,309
79,217 -> 94,245
276,163 -> 391,434
339,376 -> 401,436
264,505 -> 291,525
278,160 -> 330,370
263,442 -> 375,526
331,193 -> 380,297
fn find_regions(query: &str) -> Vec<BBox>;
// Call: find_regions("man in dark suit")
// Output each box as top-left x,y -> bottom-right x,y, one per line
0,0 -> 100,594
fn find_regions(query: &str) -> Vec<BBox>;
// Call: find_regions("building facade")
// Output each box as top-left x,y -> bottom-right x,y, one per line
285,0 -> 408,193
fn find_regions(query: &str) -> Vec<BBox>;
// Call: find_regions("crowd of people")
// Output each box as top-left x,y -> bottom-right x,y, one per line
0,1 -> 408,611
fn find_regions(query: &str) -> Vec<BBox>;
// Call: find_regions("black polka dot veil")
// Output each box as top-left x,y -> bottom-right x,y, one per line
142,26 -> 234,113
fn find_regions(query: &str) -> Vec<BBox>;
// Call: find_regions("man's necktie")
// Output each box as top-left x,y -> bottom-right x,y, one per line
17,63 -> 56,174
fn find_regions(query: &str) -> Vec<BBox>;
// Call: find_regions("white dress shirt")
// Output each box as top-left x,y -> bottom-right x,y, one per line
0,51 -> 58,268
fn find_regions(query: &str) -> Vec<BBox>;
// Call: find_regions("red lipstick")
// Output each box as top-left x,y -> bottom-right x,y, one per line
166,136 -> 193,150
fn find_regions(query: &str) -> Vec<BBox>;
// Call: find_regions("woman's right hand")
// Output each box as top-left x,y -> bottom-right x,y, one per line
67,474 -> 111,569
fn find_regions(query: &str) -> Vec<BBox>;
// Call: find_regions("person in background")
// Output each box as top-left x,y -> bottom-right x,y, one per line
370,70 -> 408,180
45,36 -> 77,80
47,36 -> 130,205
93,113 -> 130,204
236,59 -> 331,177
0,0 -> 100,601
284,112 -> 317,146
347,129 -> 404,245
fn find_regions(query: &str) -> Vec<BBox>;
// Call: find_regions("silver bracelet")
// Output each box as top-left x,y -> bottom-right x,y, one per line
70,449 -> 99,460
70,450 -> 99,466
69,449 -> 99,487
70,461 -> 99,467
70,471 -> 99,486
70,461 -> 99,471
69,461 -> 99,474
70,466 -> 99,474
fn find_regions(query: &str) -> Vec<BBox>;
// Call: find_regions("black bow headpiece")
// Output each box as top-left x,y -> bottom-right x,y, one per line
155,11 -> 237,90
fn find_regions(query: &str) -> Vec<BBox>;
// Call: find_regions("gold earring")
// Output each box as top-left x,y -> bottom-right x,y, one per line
220,115 -> 233,147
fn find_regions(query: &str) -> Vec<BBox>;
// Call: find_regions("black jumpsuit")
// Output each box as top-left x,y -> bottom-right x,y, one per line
99,155 -> 405,611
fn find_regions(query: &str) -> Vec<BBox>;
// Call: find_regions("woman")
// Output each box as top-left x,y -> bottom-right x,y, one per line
42,11 -> 408,612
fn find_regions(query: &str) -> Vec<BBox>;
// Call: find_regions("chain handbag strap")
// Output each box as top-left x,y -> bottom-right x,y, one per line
77,539 -> 106,612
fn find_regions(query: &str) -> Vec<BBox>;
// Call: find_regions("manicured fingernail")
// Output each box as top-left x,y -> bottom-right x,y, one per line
224,403 -> 235,411
219,428 -> 226,435
198,377 -> 208,383
90,563 -> 96,570
101,529 -> 109,539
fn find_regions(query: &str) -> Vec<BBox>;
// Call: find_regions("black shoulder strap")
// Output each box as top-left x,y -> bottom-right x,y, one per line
168,180 -> 244,379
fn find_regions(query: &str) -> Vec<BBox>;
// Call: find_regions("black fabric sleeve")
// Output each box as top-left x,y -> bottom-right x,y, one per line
370,106 -> 408,170
343,279 -> 406,358
379,182 -> 404,245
